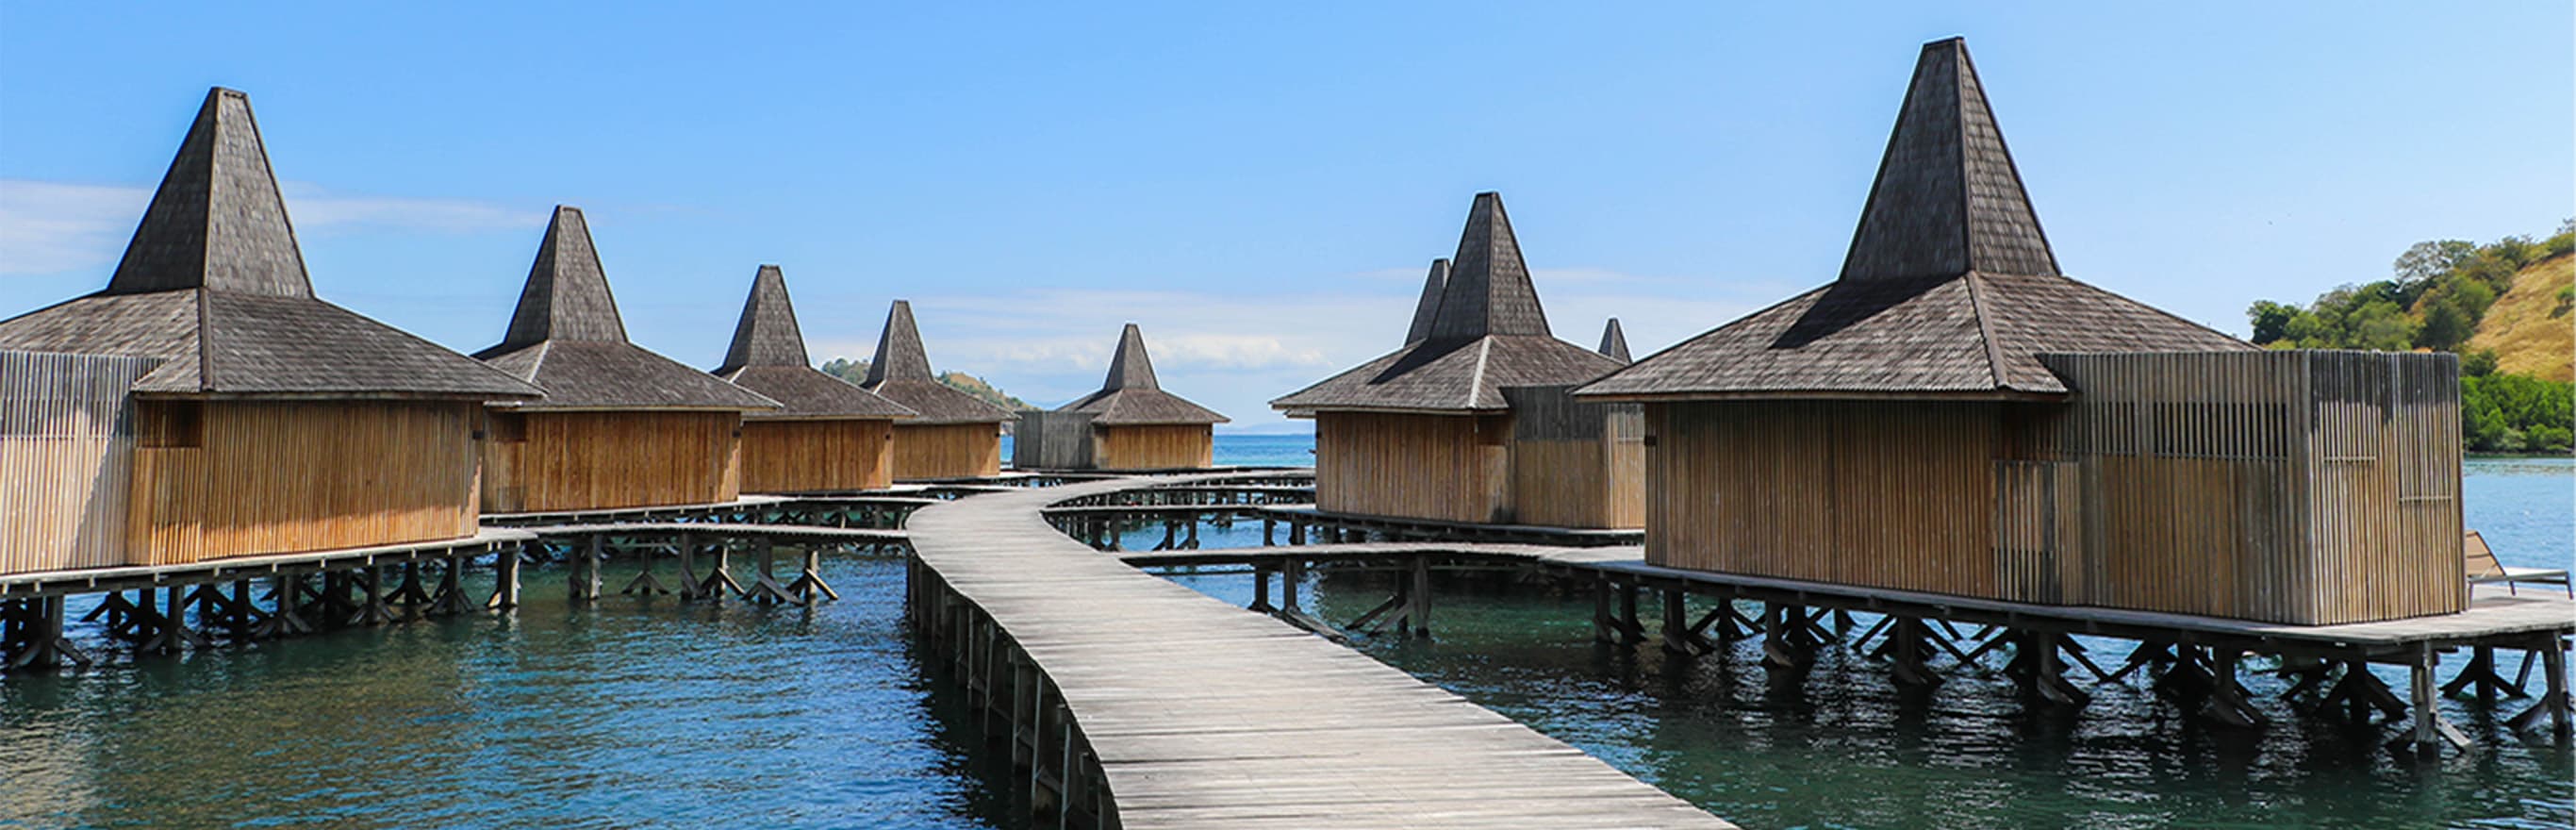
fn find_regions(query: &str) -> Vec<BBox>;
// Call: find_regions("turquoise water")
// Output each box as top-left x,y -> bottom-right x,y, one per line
0,438 -> 2566,829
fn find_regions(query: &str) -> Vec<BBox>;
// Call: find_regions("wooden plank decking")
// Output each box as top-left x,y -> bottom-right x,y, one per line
906,477 -> 1736,829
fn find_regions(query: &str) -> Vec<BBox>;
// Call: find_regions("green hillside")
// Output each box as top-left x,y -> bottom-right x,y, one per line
2246,223 -> 2573,453
814,357 -> 1036,411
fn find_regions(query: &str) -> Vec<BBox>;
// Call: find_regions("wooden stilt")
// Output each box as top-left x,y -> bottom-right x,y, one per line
747,539 -> 795,605
488,544 -> 524,610
2405,643 -> 2472,753
788,546 -> 838,606
2506,638 -> 2572,736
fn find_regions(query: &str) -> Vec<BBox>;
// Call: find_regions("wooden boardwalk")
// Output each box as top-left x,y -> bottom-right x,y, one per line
906,477 -> 1736,829
1125,542 -> 2576,652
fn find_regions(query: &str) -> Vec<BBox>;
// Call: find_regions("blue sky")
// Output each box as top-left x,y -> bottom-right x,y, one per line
3,3 -> 2568,430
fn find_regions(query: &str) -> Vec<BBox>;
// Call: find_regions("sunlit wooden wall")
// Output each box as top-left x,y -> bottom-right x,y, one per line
1094,424 -> 1214,471
1,351 -> 157,574
130,400 -> 483,566
1314,411 -> 1509,523
2041,351 -> 2464,623
739,418 -> 893,493
1643,351 -> 2467,625
892,422 -> 1001,480
1644,400 -> 2001,594
1504,387 -> 1643,529
481,409 -> 743,513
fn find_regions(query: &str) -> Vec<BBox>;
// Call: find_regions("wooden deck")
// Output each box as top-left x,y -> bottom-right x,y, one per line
0,528 -> 534,600
1124,542 -> 2576,656
905,476 -> 1735,829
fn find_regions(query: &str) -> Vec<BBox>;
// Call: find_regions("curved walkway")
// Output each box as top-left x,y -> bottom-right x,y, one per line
905,475 -> 1734,829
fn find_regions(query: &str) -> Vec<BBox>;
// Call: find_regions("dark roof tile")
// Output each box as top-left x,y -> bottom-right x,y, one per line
1057,324 -> 1226,425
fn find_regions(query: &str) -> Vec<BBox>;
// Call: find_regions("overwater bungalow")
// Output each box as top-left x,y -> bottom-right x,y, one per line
0,88 -> 542,572
1013,324 -> 1227,470
473,208 -> 781,512
1273,192 -> 1642,529
859,300 -> 1013,479
1576,38 -> 2464,625
713,265 -> 917,493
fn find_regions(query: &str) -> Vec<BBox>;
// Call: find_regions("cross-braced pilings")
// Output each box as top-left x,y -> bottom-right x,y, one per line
1084,490 -> 2574,756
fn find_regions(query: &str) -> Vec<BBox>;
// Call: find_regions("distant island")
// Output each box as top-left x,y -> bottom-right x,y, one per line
817,357 -> 1036,412
2245,221 -> 2574,454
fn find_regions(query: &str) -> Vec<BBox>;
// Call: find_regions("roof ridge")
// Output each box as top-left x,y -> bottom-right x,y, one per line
865,299 -> 938,383
1404,258 -> 1449,345
718,264 -> 808,372
1959,272 -> 2011,390
104,88 -> 314,299
1597,317 -> 1631,363
495,206 -> 628,348
1838,38 -> 2058,284
1426,192 -> 1551,343
1102,323 -> 1159,391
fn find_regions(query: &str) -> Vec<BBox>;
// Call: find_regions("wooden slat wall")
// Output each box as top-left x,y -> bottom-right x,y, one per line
0,351 -> 157,574
1012,411 -> 1095,470
1094,424 -> 1213,471
1315,411 -> 1509,523
481,410 -> 743,513
1503,386 -> 1644,529
2044,350 -> 2463,624
1644,401 -> 1998,596
892,422 -> 1002,480
132,401 -> 482,566
739,418 -> 894,493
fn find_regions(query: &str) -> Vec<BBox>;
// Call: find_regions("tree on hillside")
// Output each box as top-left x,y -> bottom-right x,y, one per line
2393,240 -> 2477,299
2247,300 -> 2299,345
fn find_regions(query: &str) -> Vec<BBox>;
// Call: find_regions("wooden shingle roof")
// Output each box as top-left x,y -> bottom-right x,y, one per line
1578,39 -> 2249,403
1056,324 -> 1227,425
474,208 -> 778,412
0,88 -> 540,401
860,300 -> 1014,424
1403,258 -> 1448,346
711,265 -> 915,421
1273,192 -> 1623,414
1598,318 -> 1631,364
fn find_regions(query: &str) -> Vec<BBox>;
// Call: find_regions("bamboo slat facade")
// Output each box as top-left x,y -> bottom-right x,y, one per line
1314,411 -> 1509,523
0,90 -> 541,575
480,410 -> 744,513
737,419 -> 892,493
894,422 -> 1002,479
133,401 -> 483,565
1,352 -> 157,573
1274,193 -> 1636,527
1014,324 -> 1225,471
1507,386 -> 1644,529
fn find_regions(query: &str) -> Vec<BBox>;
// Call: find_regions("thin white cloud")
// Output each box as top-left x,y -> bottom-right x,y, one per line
0,177 -> 520,276
0,180 -> 141,275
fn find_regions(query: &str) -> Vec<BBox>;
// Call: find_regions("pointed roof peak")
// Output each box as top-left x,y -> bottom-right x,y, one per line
1838,37 -> 2058,284
1404,258 -> 1449,345
1425,191 -> 1550,343
103,86 -> 313,298
1102,323 -> 1159,391
493,206 -> 627,349
1598,317 -> 1631,363
718,264 -> 807,372
865,299 -> 935,384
